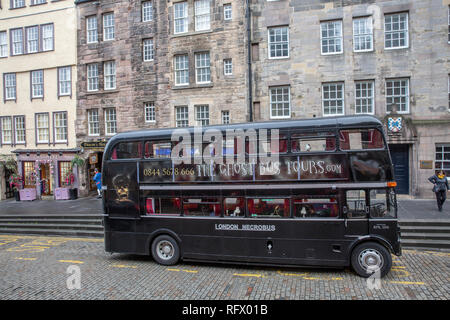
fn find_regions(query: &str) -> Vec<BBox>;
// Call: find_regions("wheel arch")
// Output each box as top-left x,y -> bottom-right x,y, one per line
348,235 -> 394,262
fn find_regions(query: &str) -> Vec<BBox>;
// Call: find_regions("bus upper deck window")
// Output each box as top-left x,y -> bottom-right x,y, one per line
111,142 -> 142,159
339,129 -> 384,151
145,141 -> 172,159
291,134 -> 336,153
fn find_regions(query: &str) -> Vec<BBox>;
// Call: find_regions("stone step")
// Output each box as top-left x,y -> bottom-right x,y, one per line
0,214 -> 103,220
0,219 -> 102,225
400,232 -> 450,241
400,239 -> 450,250
0,223 -> 103,231
400,225 -> 450,233
0,228 -> 104,238
399,220 -> 450,227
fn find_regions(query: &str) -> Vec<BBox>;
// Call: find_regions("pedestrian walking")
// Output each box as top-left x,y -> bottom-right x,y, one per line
428,170 -> 449,212
93,168 -> 102,198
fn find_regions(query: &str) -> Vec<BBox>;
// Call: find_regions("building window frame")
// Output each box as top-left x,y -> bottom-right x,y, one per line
144,102 -> 156,123
0,31 -> 8,58
174,1 -> 188,34
13,116 -> 27,144
4,73 -> 17,102
35,112 -> 50,144
104,61 -> 116,90
269,86 -> 291,119
355,80 -> 375,115
14,115 -> 26,145
320,20 -> 343,55
11,0 -> 25,9
142,1 -> 153,22
86,15 -> 98,44
224,3 -> 232,21
174,54 -> 189,86
87,63 -> 99,92
104,108 -> 117,136
384,12 -> 409,50
25,25 -> 39,54
143,38 -> 154,62
103,12 -> 115,41
435,144 -> 450,174
0,116 -> 13,145
268,26 -> 289,59
195,51 -> 211,84
41,23 -> 54,52
87,109 -> 100,136
195,105 -> 210,126
31,69 -> 44,99
322,82 -> 345,116
385,78 -> 410,114
194,0 -> 211,32
175,106 -> 189,128
353,16 -> 373,52
223,58 -> 232,75
53,111 -> 68,144
222,110 -> 230,124
58,66 -> 71,97
10,28 -> 24,56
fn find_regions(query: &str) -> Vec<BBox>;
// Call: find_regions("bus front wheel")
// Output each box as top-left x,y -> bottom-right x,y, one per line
351,242 -> 392,278
151,235 -> 180,266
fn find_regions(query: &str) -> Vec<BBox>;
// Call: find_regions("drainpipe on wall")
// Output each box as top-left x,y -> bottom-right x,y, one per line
246,0 -> 253,122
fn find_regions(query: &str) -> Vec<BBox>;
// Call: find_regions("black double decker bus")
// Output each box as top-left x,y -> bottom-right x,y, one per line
101,115 -> 401,278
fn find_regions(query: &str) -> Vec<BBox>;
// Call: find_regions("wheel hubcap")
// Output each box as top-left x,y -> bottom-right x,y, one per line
157,241 -> 174,260
359,249 -> 384,273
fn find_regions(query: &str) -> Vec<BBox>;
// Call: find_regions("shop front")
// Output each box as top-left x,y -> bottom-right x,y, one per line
12,149 -> 80,200
78,141 -> 106,197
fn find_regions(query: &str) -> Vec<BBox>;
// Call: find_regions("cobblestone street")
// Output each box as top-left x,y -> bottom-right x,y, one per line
0,234 -> 448,301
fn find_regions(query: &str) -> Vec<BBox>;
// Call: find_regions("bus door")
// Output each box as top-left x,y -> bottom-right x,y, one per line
343,190 -> 369,237
104,142 -> 141,218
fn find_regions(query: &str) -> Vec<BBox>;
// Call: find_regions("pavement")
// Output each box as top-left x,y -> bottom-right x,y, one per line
0,195 -> 449,220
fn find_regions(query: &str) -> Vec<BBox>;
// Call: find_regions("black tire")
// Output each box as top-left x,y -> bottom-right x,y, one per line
351,242 -> 392,278
151,235 -> 180,266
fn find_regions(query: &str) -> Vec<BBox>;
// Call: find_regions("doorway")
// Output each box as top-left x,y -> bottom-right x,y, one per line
40,163 -> 53,195
389,144 -> 410,194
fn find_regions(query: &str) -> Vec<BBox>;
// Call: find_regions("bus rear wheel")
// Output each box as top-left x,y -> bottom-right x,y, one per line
351,242 -> 392,278
151,235 -> 180,266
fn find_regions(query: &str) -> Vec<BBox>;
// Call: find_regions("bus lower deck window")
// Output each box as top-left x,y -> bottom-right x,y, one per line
293,198 -> 338,218
248,198 -> 289,218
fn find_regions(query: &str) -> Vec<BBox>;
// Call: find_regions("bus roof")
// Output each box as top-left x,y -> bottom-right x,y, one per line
105,115 -> 383,146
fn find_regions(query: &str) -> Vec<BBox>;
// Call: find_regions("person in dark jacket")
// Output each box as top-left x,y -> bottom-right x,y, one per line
428,170 -> 450,212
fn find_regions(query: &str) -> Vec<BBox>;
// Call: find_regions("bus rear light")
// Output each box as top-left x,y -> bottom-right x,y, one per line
387,181 -> 397,187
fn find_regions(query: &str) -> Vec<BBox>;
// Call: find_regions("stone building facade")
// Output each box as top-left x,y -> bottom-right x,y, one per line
74,0 -> 450,199
0,0 -> 78,200
75,0 -> 249,196
249,0 -> 450,198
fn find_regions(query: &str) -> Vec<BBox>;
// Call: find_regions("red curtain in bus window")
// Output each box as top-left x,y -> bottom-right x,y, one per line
368,129 -> 383,149
213,204 -> 220,216
326,137 -> 336,151
138,142 -> 143,158
339,131 -> 350,150
271,137 -> 287,153
248,199 -> 255,215
284,199 -> 289,217
111,148 -> 118,159
144,142 -> 151,158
